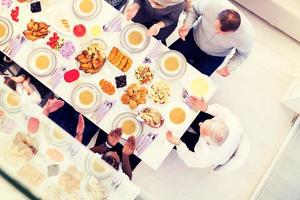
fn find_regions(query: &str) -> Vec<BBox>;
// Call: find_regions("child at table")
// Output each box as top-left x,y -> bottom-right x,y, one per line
125,0 -> 186,44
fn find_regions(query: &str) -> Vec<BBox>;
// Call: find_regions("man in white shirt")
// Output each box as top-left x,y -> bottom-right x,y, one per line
166,99 -> 242,168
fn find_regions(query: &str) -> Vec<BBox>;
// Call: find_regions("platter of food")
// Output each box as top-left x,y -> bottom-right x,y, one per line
112,112 -> 143,140
0,16 -> 13,45
46,124 -> 71,146
108,47 -> 133,73
157,50 -> 187,80
51,11 -> 74,35
75,39 -> 106,75
0,89 -> 23,113
99,79 -> 116,97
135,65 -> 154,84
23,19 -> 50,41
149,80 -> 171,104
137,107 -> 164,128
27,47 -> 57,77
73,0 -> 102,20
120,83 -> 147,110
85,153 -> 111,179
17,163 -> 46,188
120,23 -> 150,53
71,83 -> 101,114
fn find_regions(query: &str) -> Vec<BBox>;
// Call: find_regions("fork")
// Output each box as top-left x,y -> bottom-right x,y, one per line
111,173 -> 123,190
3,34 -> 21,53
143,40 -> 163,63
48,67 -> 66,89
103,14 -> 122,32
96,100 -> 115,123
9,36 -> 26,58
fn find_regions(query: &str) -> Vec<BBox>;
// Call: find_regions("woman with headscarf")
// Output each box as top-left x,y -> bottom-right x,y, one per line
125,0 -> 186,44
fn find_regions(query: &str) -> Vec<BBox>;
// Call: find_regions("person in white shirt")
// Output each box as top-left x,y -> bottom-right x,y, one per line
166,98 -> 242,169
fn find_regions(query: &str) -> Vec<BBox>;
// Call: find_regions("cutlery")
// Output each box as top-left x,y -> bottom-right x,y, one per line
182,87 -> 189,102
7,35 -> 22,55
111,173 -> 123,191
96,100 -> 115,124
3,34 -> 21,54
143,40 -> 163,63
103,14 -> 122,32
9,36 -> 26,58
48,67 -> 66,89
135,133 -> 158,156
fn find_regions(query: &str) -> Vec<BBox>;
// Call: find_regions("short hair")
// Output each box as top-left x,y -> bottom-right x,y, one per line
4,77 -> 17,91
202,119 -> 229,146
217,9 -> 241,32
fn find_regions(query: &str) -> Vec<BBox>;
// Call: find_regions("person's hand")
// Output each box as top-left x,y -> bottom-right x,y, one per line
22,77 -> 30,88
107,128 -> 122,147
187,96 -> 208,112
43,98 -> 64,115
217,66 -> 231,77
147,22 -> 164,36
165,131 -> 181,145
75,114 -> 85,143
122,136 -> 136,155
125,3 -> 140,20
179,25 -> 189,41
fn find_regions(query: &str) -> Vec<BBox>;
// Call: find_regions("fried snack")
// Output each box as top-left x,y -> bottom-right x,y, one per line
75,42 -> 106,74
120,84 -> 147,109
23,19 -> 50,41
99,79 -> 116,95
138,107 -> 164,128
108,47 -> 132,72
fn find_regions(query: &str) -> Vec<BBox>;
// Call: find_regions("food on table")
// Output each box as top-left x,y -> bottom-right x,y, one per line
164,55 -> 180,73
135,65 -> 153,84
58,166 -> 83,193
64,69 -> 80,83
120,83 -> 147,109
149,80 -> 170,104
90,25 -> 102,37
73,85 -> 99,111
46,32 -> 63,50
85,177 -> 108,200
1,0 -> 13,8
46,148 -> 64,163
91,157 -> 107,173
79,90 -> 94,105
108,47 -> 133,72
41,186 -> 62,200
17,164 -> 45,187
61,19 -> 70,31
0,21 -> 8,39
23,19 -> 50,41
99,79 -> 116,96
73,24 -> 86,37
128,30 -> 143,46
47,164 -> 59,177
6,92 -> 21,107
79,0 -> 95,14
169,107 -> 186,124
189,77 -> 209,97
30,1 -> 41,13
75,41 -> 106,74
122,119 -> 137,135
138,107 -> 164,128
115,75 -> 127,88
59,41 -> 76,59
52,126 -> 67,141
10,6 -> 19,22
27,117 -> 40,134
35,54 -> 50,70
7,132 -> 38,164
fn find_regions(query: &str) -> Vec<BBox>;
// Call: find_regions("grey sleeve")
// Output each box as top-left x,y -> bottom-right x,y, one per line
184,0 -> 209,28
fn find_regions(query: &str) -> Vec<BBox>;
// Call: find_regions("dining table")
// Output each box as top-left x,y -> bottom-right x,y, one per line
0,0 -> 218,171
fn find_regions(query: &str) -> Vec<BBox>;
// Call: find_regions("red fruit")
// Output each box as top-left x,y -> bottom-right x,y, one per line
64,69 -> 80,83
73,24 -> 86,37
27,117 -> 40,134
53,32 -> 57,36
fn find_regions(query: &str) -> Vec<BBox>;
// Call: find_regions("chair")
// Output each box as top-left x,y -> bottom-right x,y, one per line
213,133 -> 250,174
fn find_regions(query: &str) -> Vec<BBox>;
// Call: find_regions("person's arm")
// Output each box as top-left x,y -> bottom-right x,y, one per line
121,136 -> 136,180
160,3 -> 185,27
133,0 -> 143,6
91,128 -> 122,154
184,0 -> 210,28
90,143 -> 111,154
122,154 -> 132,180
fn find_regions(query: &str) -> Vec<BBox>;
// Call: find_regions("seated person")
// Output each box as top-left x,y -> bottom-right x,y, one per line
105,0 -> 128,10
90,128 -> 136,180
125,0 -> 186,44
0,74 -> 41,105
43,98 -> 99,146
166,98 -> 242,169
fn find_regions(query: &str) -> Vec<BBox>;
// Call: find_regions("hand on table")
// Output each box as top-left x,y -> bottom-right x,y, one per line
125,3 -> 140,20
122,136 -> 136,155
186,96 -> 208,112
216,66 -> 231,77
22,77 -> 30,88
179,25 -> 189,41
107,128 -> 122,147
165,131 -> 181,145
43,98 -> 65,116
75,114 -> 85,143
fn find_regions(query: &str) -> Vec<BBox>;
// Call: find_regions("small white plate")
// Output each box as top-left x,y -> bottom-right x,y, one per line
84,153 -> 112,179
51,11 -> 75,35
0,17 -> 13,46
73,0 -> 102,20
45,124 -> 71,147
0,89 -> 23,113
27,47 -> 57,77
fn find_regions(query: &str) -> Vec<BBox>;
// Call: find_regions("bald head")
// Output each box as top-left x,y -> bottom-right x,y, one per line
216,9 -> 241,32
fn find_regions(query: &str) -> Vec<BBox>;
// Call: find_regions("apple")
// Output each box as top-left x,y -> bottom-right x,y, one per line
64,69 -> 80,83
73,24 -> 86,37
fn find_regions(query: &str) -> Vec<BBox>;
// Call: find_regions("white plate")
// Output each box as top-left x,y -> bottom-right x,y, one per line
112,112 -> 143,141
186,76 -> 210,98
0,89 -> 23,113
157,50 -> 187,80
71,83 -> 101,114
51,11 -> 75,35
73,0 -> 102,20
85,153 -> 112,179
46,124 -> 71,147
164,103 -> 191,130
27,47 -> 57,77
120,23 -> 150,53
0,17 -> 13,45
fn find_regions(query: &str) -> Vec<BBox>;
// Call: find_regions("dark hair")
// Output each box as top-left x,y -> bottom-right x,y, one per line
4,77 -> 17,91
217,9 -> 241,32
102,153 -> 120,170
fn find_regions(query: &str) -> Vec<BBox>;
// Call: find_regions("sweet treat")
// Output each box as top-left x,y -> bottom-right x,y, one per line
58,166 -> 83,193
121,83 -> 147,109
169,107 -> 186,124
17,164 -> 45,187
115,75 -> 127,88
23,19 -> 50,41
30,1 -> 41,13
138,108 -> 164,128
27,117 -> 40,134
108,47 -> 132,72
47,164 -> 59,177
150,80 -> 170,104
135,65 -> 153,84
99,79 -> 115,95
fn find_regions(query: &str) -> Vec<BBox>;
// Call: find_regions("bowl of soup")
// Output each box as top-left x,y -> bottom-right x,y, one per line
73,0 -> 101,19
